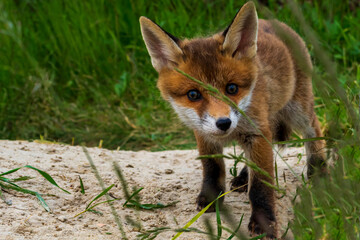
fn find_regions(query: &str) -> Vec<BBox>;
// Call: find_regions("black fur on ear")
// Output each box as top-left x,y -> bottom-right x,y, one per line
139,16 -> 183,72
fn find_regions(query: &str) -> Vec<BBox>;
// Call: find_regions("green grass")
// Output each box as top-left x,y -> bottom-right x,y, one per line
1,0 -> 360,239
0,0 -> 359,150
0,165 -> 70,212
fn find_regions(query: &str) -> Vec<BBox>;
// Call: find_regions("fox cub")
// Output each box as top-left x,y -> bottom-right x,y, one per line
140,1 -> 326,238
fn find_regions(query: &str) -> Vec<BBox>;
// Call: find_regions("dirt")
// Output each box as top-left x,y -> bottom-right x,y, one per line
0,140 -> 307,239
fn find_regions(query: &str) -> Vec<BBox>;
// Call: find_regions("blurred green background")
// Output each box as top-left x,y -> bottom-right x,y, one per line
0,0 -> 359,151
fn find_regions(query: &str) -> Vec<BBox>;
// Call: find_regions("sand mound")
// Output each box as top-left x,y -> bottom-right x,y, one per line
0,140 -> 306,239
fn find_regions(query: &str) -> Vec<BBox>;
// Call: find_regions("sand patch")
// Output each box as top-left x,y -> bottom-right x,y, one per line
0,140 -> 306,239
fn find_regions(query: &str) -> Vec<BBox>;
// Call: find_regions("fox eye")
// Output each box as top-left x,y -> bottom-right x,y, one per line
187,89 -> 202,101
226,83 -> 238,95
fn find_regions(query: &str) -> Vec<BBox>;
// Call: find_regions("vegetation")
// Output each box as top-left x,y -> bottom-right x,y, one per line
0,0 -> 359,150
1,0 -> 359,239
0,165 -> 70,212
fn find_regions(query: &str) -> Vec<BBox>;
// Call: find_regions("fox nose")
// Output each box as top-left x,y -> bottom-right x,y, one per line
216,118 -> 232,131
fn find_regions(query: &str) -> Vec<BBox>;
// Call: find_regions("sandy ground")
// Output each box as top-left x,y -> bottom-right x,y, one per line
0,140 -> 307,239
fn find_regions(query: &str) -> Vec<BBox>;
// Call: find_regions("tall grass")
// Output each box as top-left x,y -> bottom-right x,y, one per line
1,0 -> 357,150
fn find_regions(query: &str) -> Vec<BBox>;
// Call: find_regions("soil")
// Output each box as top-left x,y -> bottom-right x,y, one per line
0,140 -> 307,239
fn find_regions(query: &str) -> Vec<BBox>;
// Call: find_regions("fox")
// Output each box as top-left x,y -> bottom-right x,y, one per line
139,1 -> 326,238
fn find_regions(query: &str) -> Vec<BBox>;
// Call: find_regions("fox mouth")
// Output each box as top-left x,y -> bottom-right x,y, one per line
210,130 -> 234,138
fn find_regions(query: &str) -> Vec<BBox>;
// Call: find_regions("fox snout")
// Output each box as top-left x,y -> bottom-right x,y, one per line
201,110 -> 239,138
216,118 -> 232,131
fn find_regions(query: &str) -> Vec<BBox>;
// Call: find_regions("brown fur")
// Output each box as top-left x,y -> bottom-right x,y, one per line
195,132 -> 226,211
140,2 -> 326,238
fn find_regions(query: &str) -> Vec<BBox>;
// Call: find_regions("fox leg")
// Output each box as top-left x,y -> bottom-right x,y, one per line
280,101 -> 327,177
194,131 -> 225,212
230,165 -> 248,193
304,114 -> 327,177
241,132 -> 277,238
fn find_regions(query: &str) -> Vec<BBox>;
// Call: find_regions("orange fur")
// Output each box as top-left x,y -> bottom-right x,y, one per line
140,2 -> 326,238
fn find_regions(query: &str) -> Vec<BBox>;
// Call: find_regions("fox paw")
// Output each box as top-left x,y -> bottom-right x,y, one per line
230,167 -> 248,193
196,188 -> 224,212
230,176 -> 248,192
248,212 -> 277,239
307,154 -> 328,179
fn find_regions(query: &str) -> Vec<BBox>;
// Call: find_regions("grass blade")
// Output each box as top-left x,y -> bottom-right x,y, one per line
249,233 -> 267,240
125,200 -> 179,210
87,209 -> 103,216
0,182 -> 50,211
0,167 -> 22,176
123,187 -> 143,207
88,198 -> 121,211
122,186 -> 178,210
226,214 -> 244,240
12,176 -> 35,182
0,166 -> 70,212
86,184 -> 114,209
0,176 -> 14,183
35,192 -> 51,212
74,198 -> 121,218
215,198 -> 222,240
171,200 -> 217,239
204,217 -> 216,240
171,186 -> 244,240
275,160 -> 279,189
82,147 -> 127,239
0,182 -> 37,195
79,175 -> 85,195
113,162 -> 131,199
196,154 -> 233,159
24,165 -> 70,194
0,179 -> 22,188
274,137 -> 329,145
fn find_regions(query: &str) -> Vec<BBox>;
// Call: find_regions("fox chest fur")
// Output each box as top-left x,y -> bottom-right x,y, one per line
140,2 -> 325,238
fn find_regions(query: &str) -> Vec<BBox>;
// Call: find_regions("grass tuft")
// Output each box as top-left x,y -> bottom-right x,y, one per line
0,165 -> 69,212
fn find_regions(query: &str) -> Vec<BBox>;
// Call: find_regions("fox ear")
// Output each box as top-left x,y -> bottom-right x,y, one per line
140,17 -> 183,72
222,1 -> 258,59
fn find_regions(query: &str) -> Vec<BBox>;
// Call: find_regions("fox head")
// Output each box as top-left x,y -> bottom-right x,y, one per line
140,2 -> 258,140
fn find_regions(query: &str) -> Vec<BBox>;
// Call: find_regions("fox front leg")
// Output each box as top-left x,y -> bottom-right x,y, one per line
241,133 -> 277,238
194,131 -> 225,212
